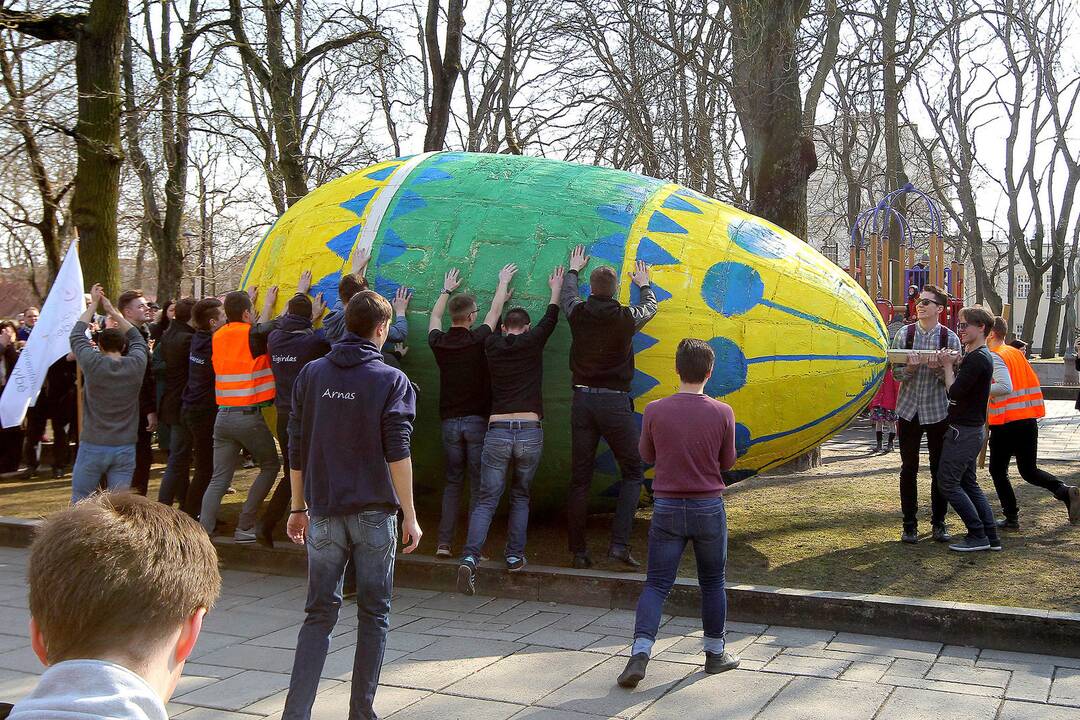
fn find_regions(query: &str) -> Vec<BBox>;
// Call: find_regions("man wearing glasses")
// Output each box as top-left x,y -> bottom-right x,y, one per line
891,284 -> 961,544
428,265 -> 516,558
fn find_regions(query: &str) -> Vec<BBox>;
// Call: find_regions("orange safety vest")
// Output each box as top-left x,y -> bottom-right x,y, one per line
212,322 -> 275,407
988,344 -> 1045,426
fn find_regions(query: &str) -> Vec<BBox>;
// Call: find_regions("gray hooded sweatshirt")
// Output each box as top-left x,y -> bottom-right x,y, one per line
9,659 -> 168,720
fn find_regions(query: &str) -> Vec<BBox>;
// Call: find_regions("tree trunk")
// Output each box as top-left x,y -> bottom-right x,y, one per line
72,0 -> 126,296
424,0 -> 464,152
726,0 -> 813,238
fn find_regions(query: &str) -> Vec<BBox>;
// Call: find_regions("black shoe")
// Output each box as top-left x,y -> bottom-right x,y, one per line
608,547 -> 640,569
885,440 -> 895,453
989,538 -> 1003,552
506,556 -> 527,572
571,553 -> 593,569
996,518 -> 1020,531
949,535 -> 991,552
20,466 -> 38,480
457,563 -> 476,596
255,524 -> 275,549
901,528 -> 918,544
705,651 -> 741,674
51,466 -> 64,479
932,523 -> 952,542
617,653 -> 649,688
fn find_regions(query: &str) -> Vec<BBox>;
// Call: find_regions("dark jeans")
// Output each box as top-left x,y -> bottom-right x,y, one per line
181,406 -> 218,519
261,410 -> 294,537
939,424 -> 998,541
158,418 -> 193,506
131,421 -> 153,495
438,416 -> 487,547
462,424 -> 543,561
989,418 -> 1068,520
897,415 -> 949,529
0,427 -> 22,473
568,391 -> 644,555
633,497 -> 728,655
283,511 -> 396,720
22,405 -> 47,470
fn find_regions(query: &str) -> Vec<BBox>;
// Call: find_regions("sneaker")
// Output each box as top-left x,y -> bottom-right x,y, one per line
989,538 -> 1003,552
506,556 -> 527,572
20,466 -> 38,480
608,546 -> 641,569
435,544 -> 452,558
1067,486 -> 1080,525
932,524 -> 952,542
456,563 -> 476,596
948,535 -> 991,552
571,553 -> 593,569
234,527 -> 257,544
617,653 -> 649,688
51,466 -> 65,479
901,528 -> 918,544
996,518 -> 1020,531
704,651 -> 741,674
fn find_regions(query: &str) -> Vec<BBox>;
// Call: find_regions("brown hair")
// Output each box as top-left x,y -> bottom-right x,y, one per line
223,291 -> 252,322
116,290 -> 145,314
338,273 -> 367,305
960,306 -> 994,336
173,297 -> 197,324
503,307 -> 531,330
676,338 -> 715,383
449,294 -> 477,323
920,284 -> 949,307
28,493 -> 220,665
990,316 -> 1008,338
345,290 -> 393,338
589,266 -> 617,297
192,298 -> 223,333
97,328 -> 126,353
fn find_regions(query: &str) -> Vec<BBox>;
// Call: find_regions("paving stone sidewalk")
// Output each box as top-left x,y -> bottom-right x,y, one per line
1,547 -> 1078,719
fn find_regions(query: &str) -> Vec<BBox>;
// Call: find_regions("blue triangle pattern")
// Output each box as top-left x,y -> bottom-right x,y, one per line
632,332 -> 658,354
390,190 -> 427,221
374,275 -> 401,301
631,282 -> 672,304
589,233 -> 625,264
647,211 -> 688,235
662,194 -> 703,214
310,271 -> 341,300
629,369 -> 660,398
432,152 -> 466,164
365,165 -> 399,181
596,204 -> 635,228
636,237 -> 680,266
325,225 -> 361,260
412,168 -> 454,185
377,228 -> 408,266
340,189 -> 377,218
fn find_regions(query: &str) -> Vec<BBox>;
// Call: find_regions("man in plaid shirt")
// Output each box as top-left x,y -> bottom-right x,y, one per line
891,284 -> 961,544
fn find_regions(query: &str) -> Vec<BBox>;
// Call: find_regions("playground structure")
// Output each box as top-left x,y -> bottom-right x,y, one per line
849,183 -> 964,330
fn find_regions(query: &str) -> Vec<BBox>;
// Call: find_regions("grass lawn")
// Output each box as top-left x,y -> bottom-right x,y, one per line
2,429 -> 1077,612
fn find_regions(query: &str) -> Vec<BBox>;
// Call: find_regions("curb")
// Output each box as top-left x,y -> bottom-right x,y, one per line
2,516 -> 1078,658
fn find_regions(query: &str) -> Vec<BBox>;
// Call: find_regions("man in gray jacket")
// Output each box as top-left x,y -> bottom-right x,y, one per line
68,284 -> 149,503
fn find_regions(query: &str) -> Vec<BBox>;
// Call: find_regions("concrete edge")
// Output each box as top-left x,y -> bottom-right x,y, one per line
2,516 -> 1078,658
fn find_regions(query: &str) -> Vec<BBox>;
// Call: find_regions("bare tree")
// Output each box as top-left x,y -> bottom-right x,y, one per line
423,0 -> 464,151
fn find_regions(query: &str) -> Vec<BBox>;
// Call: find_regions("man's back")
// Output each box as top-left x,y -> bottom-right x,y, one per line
268,314 -> 331,413
428,325 -> 492,419
289,335 -> 416,516
640,393 -> 736,497
69,324 -> 147,446
485,305 -> 559,416
159,323 -> 195,425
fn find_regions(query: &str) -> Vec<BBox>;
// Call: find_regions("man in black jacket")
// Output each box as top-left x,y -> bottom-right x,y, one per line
560,245 -> 657,569
118,290 -> 158,496
157,298 -> 198,507
260,288 -> 329,547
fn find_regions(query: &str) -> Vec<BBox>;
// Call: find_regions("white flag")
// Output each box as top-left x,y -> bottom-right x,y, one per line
1,241 -> 85,428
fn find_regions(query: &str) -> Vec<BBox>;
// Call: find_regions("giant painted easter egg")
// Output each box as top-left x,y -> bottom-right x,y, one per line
242,152 -> 888,511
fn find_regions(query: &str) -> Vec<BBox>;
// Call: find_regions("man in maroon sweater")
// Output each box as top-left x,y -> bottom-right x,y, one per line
617,338 -> 740,688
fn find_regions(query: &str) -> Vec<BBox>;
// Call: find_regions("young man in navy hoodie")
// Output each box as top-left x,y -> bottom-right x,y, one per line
260,290 -> 329,547
282,290 -> 420,720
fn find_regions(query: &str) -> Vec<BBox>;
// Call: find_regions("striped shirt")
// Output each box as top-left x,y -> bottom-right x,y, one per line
891,323 -> 961,424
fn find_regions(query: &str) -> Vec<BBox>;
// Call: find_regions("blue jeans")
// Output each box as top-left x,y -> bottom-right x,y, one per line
939,424 -> 999,541
283,511 -> 397,720
463,425 -> 543,561
157,418 -> 194,506
632,497 -> 729,656
438,416 -> 487,546
71,442 -> 136,503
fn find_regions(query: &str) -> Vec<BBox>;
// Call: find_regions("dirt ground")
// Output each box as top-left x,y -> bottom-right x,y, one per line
2,422 -> 1078,612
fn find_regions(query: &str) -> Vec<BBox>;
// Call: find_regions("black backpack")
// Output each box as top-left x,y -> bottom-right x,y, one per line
903,323 -> 949,350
